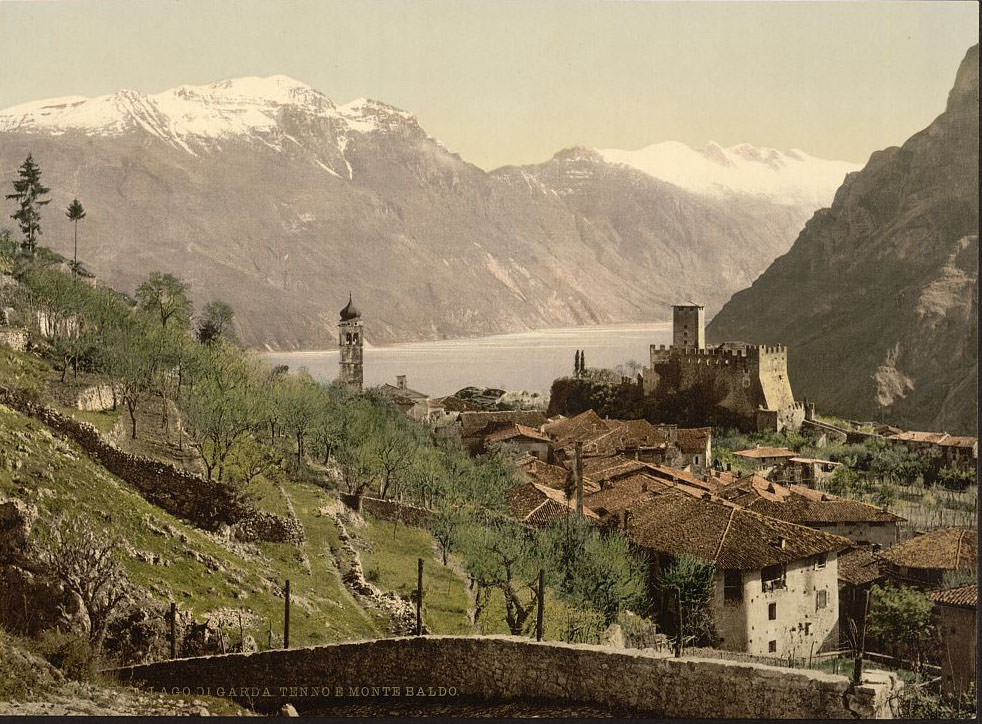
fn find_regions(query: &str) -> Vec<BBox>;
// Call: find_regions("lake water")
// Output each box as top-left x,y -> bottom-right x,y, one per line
264,322 -> 672,398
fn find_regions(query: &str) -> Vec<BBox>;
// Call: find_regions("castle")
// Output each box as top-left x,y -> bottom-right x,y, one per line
337,293 -> 363,392
643,304 -> 809,432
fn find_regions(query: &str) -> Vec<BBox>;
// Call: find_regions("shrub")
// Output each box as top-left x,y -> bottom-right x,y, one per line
34,629 -> 99,681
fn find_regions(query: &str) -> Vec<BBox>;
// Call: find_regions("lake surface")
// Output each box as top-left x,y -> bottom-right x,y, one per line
265,322 -> 672,398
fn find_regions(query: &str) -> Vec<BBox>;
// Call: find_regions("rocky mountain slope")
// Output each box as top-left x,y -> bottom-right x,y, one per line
708,45 -> 979,434
0,77 -> 856,349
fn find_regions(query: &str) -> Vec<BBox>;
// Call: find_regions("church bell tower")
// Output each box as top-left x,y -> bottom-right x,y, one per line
338,293 -> 363,392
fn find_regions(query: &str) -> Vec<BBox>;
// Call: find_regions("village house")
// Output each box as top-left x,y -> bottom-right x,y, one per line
732,445 -> 798,471
772,457 -> 842,488
929,584 -> 977,695
484,423 -> 553,462
878,527 -> 977,590
605,490 -> 850,658
715,475 -> 903,548
457,409 -> 548,455
668,426 -> 713,470
376,375 -> 429,415
885,430 -> 979,471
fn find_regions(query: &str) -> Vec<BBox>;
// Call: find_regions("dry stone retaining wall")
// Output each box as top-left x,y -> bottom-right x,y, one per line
111,635 -> 901,718
344,495 -> 435,528
0,386 -> 303,544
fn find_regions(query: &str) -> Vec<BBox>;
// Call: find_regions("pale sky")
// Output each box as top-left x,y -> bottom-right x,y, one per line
0,0 -> 977,169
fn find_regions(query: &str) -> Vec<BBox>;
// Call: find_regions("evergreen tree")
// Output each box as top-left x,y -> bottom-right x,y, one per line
5,154 -> 51,254
65,198 -> 86,281
574,350 -> 581,376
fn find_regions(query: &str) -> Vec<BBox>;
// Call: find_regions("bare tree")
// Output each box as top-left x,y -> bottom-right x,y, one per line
37,515 -> 130,653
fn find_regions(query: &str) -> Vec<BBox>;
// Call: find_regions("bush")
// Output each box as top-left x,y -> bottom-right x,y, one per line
34,629 -> 99,681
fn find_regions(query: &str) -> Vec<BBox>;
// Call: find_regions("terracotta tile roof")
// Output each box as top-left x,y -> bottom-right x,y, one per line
460,410 -> 547,438
579,419 -> 669,457
789,457 -> 841,466
581,455 -> 649,487
880,528 -> 978,571
930,584 -> 977,608
733,446 -> 797,460
837,546 -> 884,587
377,382 -> 429,401
485,423 -> 552,445
717,476 -> 902,524
517,455 -> 570,491
507,481 -> 599,526
675,427 -> 712,455
622,491 -> 852,570
542,409 -> 608,446
886,431 -> 977,449
643,464 -> 718,494
584,473 -> 707,516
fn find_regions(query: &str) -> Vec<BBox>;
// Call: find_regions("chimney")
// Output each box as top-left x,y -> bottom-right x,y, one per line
574,440 -> 584,518
396,375 -> 407,390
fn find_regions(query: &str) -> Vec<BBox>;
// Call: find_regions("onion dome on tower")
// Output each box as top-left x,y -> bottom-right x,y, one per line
339,293 -> 361,321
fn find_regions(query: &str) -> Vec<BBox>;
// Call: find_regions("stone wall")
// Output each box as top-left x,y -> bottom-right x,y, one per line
75,383 -> 118,412
346,495 -> 435,528
0,386 -> 303,544
0,327 -> 28,352
110,635 -> 901,718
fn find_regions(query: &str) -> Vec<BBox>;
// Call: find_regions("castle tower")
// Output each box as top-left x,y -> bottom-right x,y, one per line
672,304 -> 705,351
337,293 -> 363,392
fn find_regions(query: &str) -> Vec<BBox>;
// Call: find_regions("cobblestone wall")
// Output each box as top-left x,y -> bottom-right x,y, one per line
111,635 -> 901,718
0,386 -> 303,544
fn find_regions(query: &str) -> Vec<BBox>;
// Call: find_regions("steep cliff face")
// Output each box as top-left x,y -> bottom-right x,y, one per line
708,45 -> 979,433
0,78 -> 852,349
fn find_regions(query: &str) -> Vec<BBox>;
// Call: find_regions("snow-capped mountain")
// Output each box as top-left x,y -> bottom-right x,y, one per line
599,141 -> 861,207
1,76 -> 848,349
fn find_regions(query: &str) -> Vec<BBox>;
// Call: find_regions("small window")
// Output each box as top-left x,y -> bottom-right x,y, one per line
724,570 -> 743,602
761,564 -> 786,592
768,640 -> 777,653
816,589 -> 828,610
814,553 -> 827,570
768,602 -> 777,620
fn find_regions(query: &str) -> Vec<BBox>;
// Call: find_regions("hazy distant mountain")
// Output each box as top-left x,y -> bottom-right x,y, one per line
708,45 -> 979,434
0,76 -> 856,349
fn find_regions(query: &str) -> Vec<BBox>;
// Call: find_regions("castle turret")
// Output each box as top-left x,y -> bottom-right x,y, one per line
338,293 -> 363,392
673,304 -> 705,351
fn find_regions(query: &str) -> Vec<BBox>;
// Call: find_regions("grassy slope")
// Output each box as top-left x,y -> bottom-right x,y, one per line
0,401 -> 380,649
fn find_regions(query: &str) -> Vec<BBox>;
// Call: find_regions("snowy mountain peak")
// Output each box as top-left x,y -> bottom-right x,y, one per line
598,140 -> 861,207
0,76 -> 415,152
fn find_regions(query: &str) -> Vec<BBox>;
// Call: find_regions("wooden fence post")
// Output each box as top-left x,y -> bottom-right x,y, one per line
535,568 -> 545,642
169,602 -> 176,659
416,558 -> 424,636
284,579 -> 291,649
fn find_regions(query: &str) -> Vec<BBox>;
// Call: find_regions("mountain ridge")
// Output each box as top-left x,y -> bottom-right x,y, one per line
1,77 -> 857,350
707,44 -> 979,434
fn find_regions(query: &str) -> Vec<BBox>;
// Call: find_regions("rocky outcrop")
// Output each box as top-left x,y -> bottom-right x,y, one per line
708,45 -> 979,434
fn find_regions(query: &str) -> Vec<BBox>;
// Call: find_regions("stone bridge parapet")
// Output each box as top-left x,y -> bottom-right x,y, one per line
110,635 -> 901,718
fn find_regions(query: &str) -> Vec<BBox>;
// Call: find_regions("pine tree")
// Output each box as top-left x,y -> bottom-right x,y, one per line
5,154 -> 51,254
65,198 -> 86,281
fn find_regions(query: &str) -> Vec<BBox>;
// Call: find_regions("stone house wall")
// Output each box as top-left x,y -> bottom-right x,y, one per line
0,386 -> 303,544
936,604 -> 975,695
713,555 -> 839,659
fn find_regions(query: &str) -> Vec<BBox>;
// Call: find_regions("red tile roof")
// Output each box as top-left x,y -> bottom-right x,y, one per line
507,481 -> 599,526
485,423 -> 552,445
620,491 -> 851,570
517,455 -> 570,491
880,528 -> 978,571
542,409 -> 608,446
930,584 -> 977,608
717,476 -> 902,524
460,410 -> 547,438
675,427 -> 712,455
837,546 -> 883,587
733,446 -> 797,460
